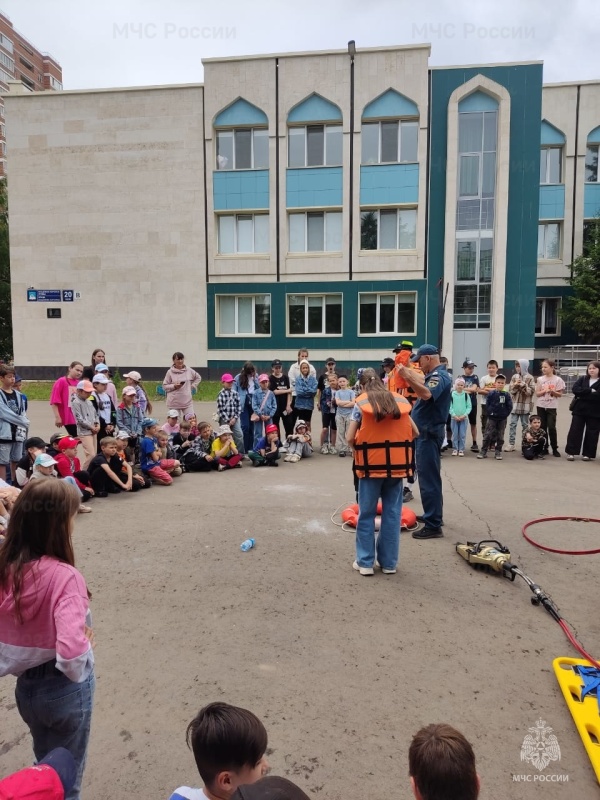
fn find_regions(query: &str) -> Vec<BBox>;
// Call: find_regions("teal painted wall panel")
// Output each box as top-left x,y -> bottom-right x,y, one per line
363,89 -> 418,119
207,280 -> 427,351
288,94 -> 342,123
540,120 -> 566,145
584,184 -> 600,218
214,98 -> 268,127
360,164 -> 419,205
458,91 -> 499,112
428,64 -> 543,350
213,170 -> 269,210
286,167 -> 343,207
539,185 -> 565,219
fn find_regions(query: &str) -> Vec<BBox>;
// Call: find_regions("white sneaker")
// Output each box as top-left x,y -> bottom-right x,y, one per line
504,445 -> 515,452
320,444 -> 329,454
451,450 -> 458,456
352,560 -> 374,576
381,567 -> 397,574
458,451 -> 464,457
328,445 -> 337,455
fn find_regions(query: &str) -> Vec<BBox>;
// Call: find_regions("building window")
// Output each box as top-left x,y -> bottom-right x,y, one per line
216,294 -> 271,336
361,120 -> 418,165
288,211 -> 342,252
287,294 -> 342,336
453,238 -> 492,329
360,209 -> 417,250
0,33 -> 13,54
288,125 -> 342,168
358,292 -> 416,335
0,52 -> 13,72
217,214 -> 269,254
456,110 -> 497,231
535,298 -> 560,336
216,128 -> 268,170
540,147 -> 562,184
538,223 -> 561,260
585,145 -> 599,183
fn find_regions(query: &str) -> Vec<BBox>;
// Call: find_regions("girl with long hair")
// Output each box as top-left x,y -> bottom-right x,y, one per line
565,360 -> 600,461
82,348 -> 107,381
49,361 -> 84,436
0,480 -> 95,800
535,358 -> 566,457
346,368 -> 417,576
234,362 -> 260,453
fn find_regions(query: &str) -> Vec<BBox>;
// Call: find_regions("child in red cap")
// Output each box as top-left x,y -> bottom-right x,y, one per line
248,423 -> 281,467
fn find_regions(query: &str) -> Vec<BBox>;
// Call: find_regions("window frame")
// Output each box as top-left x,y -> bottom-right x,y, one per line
288,210 -> 342,253
285,293 -> 343,337
360,119 -> 419,165
215,293 -> 271,337
538,221 -> 562,261
215,127 -> 268,171
535,297 -> 561,337
585,144 -> 599,183
357,291 -> 417,337
359,207 -> 417,251
217,213 -> 269,255
540,146 -> 563,185
287,123 -> 343,168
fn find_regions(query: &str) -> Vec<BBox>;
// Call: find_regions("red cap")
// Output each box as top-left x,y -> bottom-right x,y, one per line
56,437 -> 80,451
0,764 -> 64,800
265,424 -> 278,434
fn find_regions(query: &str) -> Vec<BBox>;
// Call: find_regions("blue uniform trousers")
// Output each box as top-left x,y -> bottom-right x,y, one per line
415,425 -> 445,529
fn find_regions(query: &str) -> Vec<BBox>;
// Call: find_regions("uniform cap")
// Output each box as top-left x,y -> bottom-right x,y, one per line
410,344 -> 440,362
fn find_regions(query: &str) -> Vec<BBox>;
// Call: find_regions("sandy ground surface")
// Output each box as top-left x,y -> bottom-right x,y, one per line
1,399 -> 599,799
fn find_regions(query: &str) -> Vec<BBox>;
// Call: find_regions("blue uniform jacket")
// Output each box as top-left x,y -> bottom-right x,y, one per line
411,368 -> 452,431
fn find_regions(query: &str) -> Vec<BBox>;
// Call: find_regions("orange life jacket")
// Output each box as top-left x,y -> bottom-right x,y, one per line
387,351 -> 423,407
353,393 -> 414,479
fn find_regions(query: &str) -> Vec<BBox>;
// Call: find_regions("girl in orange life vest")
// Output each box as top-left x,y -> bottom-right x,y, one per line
346,368 -> 418,576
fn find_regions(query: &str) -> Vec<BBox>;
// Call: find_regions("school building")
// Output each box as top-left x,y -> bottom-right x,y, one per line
4,43 -> 600,378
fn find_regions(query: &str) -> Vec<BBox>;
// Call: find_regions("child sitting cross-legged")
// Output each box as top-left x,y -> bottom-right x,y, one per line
156,430 -> 183,477
115,432 -> 151,489
180,421 -> 217,472
522,414 -> 548,461
30,453 -> 92,513
211,425 -> 243,471
172,421 -> 195,459
53,436 -> 94,501
248,423 -> 281,467
88,437 -> 135,496
284,419 -> 313,463
140,418 -> 179,485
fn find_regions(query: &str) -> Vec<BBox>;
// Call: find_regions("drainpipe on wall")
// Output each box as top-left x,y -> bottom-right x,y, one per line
348,40 -> 356,281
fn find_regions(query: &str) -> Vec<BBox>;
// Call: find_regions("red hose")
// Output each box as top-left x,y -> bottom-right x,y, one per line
522,516 -> 600,555
522,516 -> 600,666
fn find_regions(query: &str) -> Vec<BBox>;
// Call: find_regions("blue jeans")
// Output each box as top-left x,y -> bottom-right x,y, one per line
15,668 -> 95,800
253,418 -> 271,449
240,398 -> 254,453
450,418 -> 468,452
415,426 -> 444,529
509,412 -> 529,446
356,477 -> 403,570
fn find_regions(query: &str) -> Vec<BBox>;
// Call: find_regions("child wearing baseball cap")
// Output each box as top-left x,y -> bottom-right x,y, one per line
248,423 -> 281,467
54,436 -> 94,502
116,385 -> 144,463
162,410 -> 181,437
31,453 -> 93,512
70,380 -> 100,469
216,373 -> 244,453
140,418 -> 179,485
123,370 -> 152,415
250,374 -> 277,450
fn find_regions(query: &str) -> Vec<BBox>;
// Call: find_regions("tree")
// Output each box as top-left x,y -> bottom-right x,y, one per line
360,210 -> 378,250
0,178 -> 11,361
561,214 -> 600,343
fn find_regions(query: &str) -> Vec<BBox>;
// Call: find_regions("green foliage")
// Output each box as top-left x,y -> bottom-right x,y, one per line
21,380 -> 224,403
562,215 -> 600,343
0,179 -> 11,360
360,211 -> 378,251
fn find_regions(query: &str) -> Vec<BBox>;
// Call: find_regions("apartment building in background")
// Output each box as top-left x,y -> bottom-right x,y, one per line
4,43 -> 600,377
0,11 -> 62,175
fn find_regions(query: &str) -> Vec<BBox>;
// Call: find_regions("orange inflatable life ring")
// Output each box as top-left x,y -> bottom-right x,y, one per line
340,503 -> 417,530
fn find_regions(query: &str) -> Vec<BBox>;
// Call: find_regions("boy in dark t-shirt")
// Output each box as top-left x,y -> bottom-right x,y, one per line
88,436 -> 133,496
269,360 -> 292,439
459,359 -> 481,453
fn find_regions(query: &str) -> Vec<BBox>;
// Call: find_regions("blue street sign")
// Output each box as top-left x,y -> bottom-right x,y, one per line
26,289 -> 62,302
27,290 -> 37,301
62,290 -> 74,302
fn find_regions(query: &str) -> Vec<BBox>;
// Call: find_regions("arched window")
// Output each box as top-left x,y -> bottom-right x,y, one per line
585,125 -> 600,183
540,120 -> 565,185
287,93 -> 342,168
361,89 -> 418,165
214,98 -> 268,171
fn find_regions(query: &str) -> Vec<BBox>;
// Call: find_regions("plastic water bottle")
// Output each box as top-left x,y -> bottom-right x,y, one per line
240,537 -> 255,552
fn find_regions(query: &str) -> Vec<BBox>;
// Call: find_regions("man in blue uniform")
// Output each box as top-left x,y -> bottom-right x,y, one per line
396,344 -> 452,539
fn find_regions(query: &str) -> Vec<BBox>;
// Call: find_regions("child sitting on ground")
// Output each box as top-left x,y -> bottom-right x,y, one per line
15,436 -> 47,487
284,419 -> 313,463
115,434 -> 151,489
162,410 -> 180,437
156,430 -> 183,476
167,701 -> 269,800
54,436 -> 94,501
180,421 -> 217,472
183,413 -> 200,438
30,453 -> 92,512
522,414 -> 547,461
248,423 -> 281,467
211,425 -> 243,471
140,418 -> 179,485
88,437 -> 134,496
172,421 -> 195,459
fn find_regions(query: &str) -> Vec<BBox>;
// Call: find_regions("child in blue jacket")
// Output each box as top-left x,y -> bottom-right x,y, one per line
477,375 -> 513,460
251,374 -> 277,449
294,360 -> 318,429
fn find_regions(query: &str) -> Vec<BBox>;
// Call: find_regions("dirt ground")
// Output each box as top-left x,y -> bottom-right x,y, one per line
1,399 -> 599,798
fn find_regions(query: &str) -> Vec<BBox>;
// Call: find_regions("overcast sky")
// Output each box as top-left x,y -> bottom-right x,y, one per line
3,0 -> 599,89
